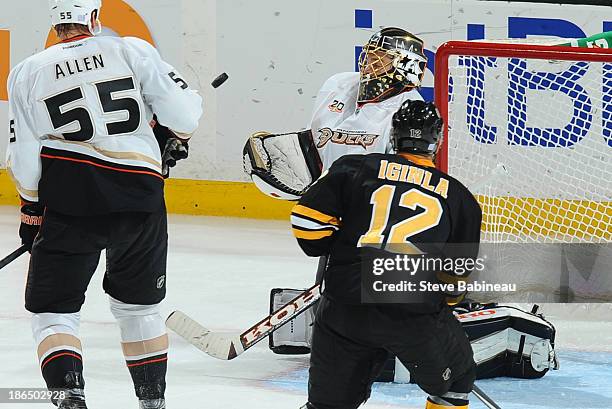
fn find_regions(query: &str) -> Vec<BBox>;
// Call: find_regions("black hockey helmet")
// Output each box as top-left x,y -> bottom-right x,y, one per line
358,27 -> 427,104
391,100 -> 443,155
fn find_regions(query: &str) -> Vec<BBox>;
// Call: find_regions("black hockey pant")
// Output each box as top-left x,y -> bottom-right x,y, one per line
307,295 -> 476,409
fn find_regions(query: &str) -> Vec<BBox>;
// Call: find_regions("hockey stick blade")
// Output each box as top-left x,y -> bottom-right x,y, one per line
166,311 -> 244,359
167,284 -> 321,360
0,245 -> 28,271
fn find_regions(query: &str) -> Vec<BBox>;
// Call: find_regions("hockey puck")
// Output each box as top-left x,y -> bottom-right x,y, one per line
211,72 -> 229,88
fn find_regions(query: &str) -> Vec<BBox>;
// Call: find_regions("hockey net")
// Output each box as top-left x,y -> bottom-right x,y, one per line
435,41 -> 612,303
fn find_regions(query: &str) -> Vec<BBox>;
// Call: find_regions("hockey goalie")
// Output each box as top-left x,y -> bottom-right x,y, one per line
243,27 -> 559,383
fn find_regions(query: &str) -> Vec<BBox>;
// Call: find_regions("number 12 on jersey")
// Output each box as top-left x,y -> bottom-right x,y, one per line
357,185 -> 443,254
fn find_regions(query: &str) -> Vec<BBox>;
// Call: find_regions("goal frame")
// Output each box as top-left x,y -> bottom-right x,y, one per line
434,40 -> 612,173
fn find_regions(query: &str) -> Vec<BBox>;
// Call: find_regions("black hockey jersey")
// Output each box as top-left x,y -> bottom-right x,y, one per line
291,153 -> 482,309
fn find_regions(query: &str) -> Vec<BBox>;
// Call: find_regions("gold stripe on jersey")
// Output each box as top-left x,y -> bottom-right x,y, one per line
292,228 -> 335,240
49,137 -> 162,168
40,152 -> 164,180
292,204 -> 340,227
291,215 -> 339,232
6,165 -> 38,199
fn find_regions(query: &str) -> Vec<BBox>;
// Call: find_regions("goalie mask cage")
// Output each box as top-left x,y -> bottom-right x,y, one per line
434,41 -> 612,301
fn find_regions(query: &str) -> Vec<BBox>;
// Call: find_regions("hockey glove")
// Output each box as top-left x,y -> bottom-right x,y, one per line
19,203 -> 43,252
152,115 -> 190,178
161,138 -> 189,178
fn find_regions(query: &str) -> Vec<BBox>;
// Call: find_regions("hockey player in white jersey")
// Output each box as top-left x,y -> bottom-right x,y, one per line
6,1 -> 202,408
244,27 -> 427,199
311,27 -> 426,169
242,27 -> 427,353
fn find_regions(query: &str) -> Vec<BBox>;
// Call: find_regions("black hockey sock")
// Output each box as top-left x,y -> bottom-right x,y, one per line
40,350 -> 85,406
41,349 -> 84,390
126,352 -> 168,400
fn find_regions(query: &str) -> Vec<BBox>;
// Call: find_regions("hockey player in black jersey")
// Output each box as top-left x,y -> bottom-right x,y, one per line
291,100 -> 482,409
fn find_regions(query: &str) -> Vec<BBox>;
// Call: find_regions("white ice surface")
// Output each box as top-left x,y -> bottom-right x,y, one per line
0,206 -> 611,409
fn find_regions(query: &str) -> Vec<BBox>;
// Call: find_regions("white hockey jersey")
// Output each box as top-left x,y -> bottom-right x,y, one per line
309,72 -> 423,170
6,35 -> 203,215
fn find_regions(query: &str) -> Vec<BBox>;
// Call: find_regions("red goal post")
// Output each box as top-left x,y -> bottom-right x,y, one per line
434,40 -> 612,173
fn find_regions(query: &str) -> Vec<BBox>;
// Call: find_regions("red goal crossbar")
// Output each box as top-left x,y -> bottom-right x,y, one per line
433,40 -> 612,173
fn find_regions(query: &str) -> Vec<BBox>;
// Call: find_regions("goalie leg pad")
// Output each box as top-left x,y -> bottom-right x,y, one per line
383,304 -> 559,383
269,288 -> 315,354
457,304 -> 559,379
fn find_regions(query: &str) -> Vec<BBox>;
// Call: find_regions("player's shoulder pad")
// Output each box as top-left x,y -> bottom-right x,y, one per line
8,43 -> 61,88
318,72 -> 359,94
121,36 -> 160,59
7,59 -> 28,88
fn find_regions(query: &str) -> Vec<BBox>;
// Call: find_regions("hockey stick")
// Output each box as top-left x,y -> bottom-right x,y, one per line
472,384 -> 502,409
167,162 -> 510,359
0,245 -> 28,271
168,286 -> 503,406
166,283 -> 321,360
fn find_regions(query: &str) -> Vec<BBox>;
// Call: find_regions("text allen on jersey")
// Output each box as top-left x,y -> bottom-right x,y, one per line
56,54 -> 104,79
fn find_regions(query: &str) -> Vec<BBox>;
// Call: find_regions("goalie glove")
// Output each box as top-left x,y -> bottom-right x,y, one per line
243,130 -> 322,200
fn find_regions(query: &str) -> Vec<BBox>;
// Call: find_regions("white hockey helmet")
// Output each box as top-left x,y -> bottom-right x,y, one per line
49,0 -> 102,34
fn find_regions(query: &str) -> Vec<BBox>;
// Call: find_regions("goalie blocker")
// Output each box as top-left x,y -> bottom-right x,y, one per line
269,289 -> 559,381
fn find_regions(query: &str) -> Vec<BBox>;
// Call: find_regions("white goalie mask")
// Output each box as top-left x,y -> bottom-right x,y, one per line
49,0 -> 102,35
358,27 -> 427,104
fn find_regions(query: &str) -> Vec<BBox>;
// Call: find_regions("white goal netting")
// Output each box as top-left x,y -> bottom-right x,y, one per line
437,41 -> 612,302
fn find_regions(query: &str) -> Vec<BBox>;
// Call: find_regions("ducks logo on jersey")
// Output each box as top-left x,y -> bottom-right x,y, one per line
316,128 -> 379,149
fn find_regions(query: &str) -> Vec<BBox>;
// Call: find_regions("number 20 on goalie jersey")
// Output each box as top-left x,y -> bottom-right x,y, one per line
291,153 -> 482,304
